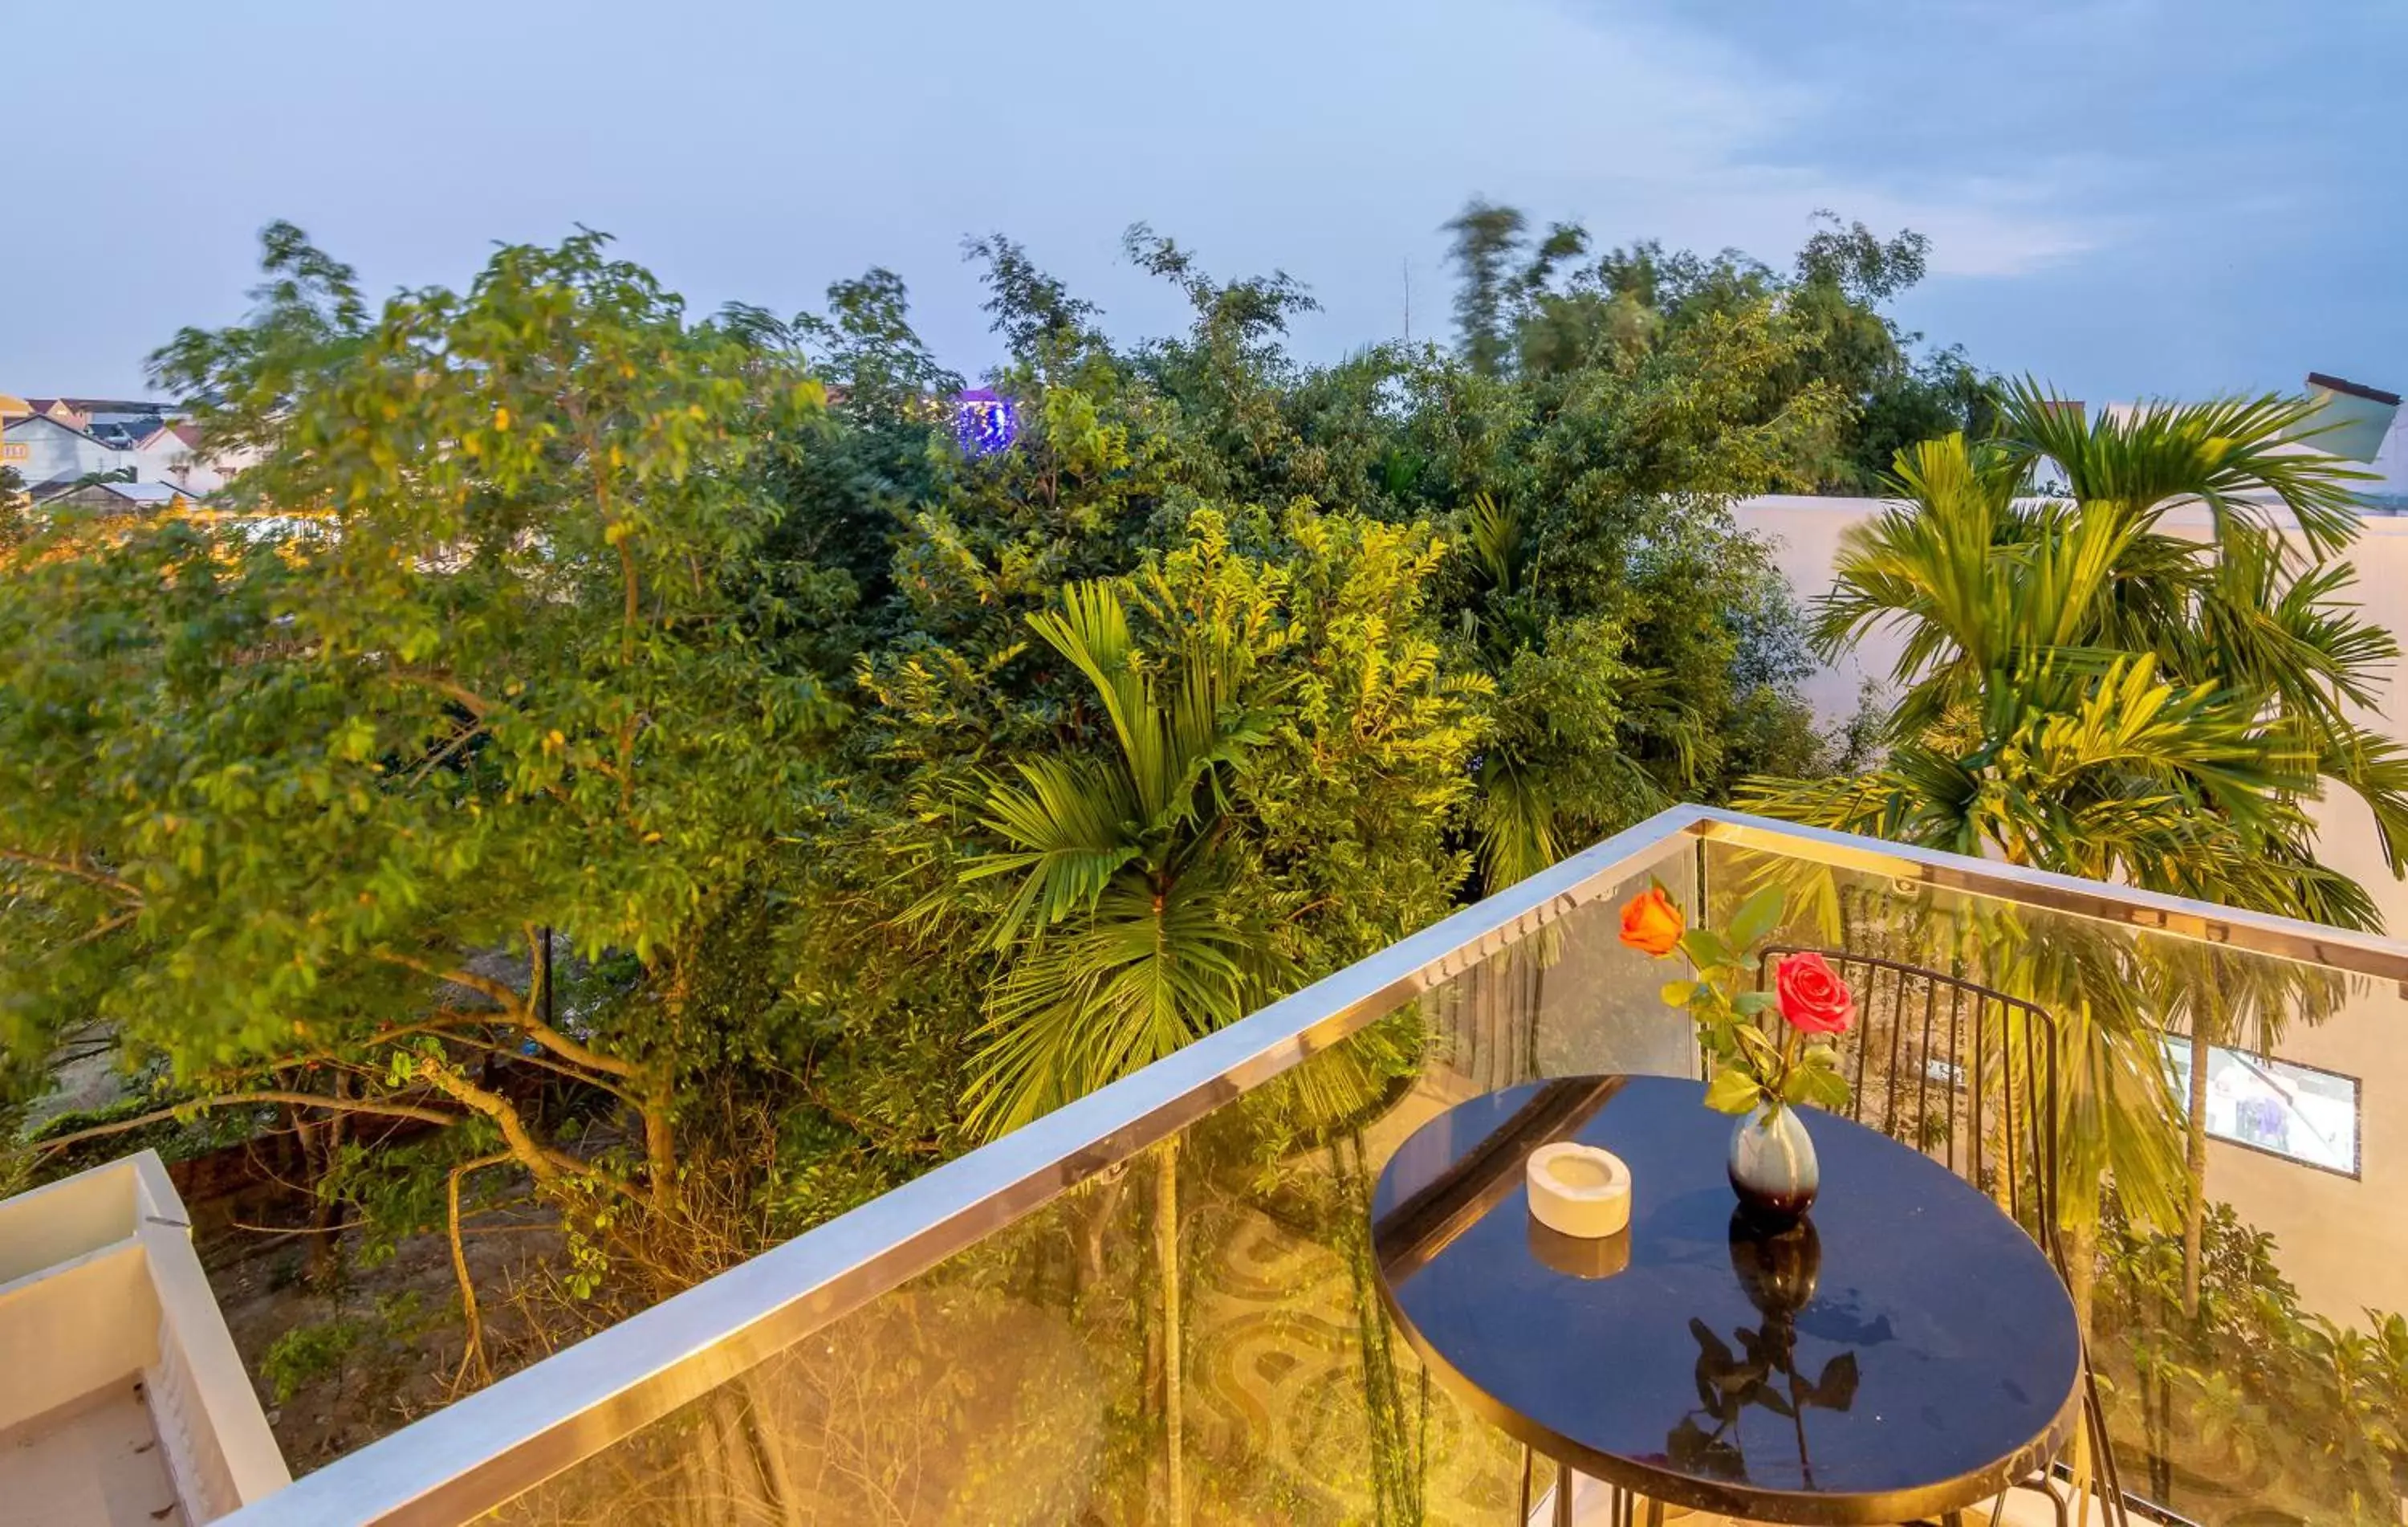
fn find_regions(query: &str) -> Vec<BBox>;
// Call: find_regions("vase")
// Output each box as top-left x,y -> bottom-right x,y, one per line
1727,1102 -> 1818,1220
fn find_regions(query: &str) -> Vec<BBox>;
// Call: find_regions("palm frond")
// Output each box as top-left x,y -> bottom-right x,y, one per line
960,755 -> 1143,949
1995,377 -> 2371,560
965,872 -> 1287,1136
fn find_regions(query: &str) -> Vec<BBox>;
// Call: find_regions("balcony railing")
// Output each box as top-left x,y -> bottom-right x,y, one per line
222,805 -> 2408,1526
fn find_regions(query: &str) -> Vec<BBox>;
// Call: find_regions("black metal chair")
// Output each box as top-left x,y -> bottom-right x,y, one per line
1756,947 -> 2132,1527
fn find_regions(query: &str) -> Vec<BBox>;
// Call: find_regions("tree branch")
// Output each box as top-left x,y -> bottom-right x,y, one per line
405,718 -> 490,787
416,1061 -> 563,1187
70,910 -> 140,947
1,848 -> 141,903
388,667 -> 496,719
364,954 -> 645,1085
448,1150 -> 514,1389
372,949 -> 530,1015
34,1091 -> 459,1154
411,1065 -> 636,1204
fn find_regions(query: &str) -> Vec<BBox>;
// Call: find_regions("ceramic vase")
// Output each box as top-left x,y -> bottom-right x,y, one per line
1727,1101 -> 1818,1220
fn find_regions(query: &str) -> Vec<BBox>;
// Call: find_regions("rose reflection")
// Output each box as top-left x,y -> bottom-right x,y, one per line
1666,1212 -> 1859,1486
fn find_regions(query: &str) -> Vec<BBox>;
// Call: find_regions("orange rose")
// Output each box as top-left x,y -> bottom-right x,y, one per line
1618,886 -> 1685,957
1775,952 -> 1855,1036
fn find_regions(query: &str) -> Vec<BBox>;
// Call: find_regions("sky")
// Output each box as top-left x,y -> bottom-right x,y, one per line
5,0 -> 2403,405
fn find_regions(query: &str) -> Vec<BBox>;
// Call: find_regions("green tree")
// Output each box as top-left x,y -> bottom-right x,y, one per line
0,226 -> 842,1317
952,580 -> 1290,1134
0,464 -> 28,551
1746,385 -> 2402,1293
1442,199 -> 1528,377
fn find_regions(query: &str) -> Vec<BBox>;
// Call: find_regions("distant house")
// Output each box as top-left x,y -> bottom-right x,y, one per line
31,478 -> 201,515
130,420 -> 235,494
2,413 -> 130,495
1,394 -> 253,509
19,397 -> 88,429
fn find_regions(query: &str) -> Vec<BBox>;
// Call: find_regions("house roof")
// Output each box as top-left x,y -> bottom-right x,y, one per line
2308,373 -> 2402,407
54,397 -> 174,416
3,412 -> 108,447
30,478 -> 194,508
84,418 -> 165,450
96,481 -> 190,504
133,421 -> 202,451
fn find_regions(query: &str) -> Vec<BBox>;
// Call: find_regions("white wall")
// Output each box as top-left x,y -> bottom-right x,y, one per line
0,1154 -> 289,1521
1736,494 -> 2408,1321
2,416 -> 125,490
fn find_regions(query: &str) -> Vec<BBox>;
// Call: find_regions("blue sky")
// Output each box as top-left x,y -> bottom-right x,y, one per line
6,0 -> 2402,404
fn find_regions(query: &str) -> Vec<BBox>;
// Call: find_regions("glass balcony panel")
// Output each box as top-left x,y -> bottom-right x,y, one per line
222,814 -> 2408,1527
1701,836 -> 2408,1525
480,843 -> 1698,1524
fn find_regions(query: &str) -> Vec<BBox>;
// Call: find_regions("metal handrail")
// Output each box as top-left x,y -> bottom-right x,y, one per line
222,804 -> 2408,1525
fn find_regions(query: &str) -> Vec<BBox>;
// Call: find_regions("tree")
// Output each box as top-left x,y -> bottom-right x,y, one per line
0,226 -> 843,1330
1746,384 -> 2403,1303
951,580 -> 1288,1134
0,464 -> 28,552
1442,200 -> 1527,377
0,210 -> 1864,1432
915,511 -> 1478,1519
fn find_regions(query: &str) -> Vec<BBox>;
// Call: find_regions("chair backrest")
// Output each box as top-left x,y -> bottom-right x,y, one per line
1753,946 -> 2154,1525
1755,947 -> 2064,1259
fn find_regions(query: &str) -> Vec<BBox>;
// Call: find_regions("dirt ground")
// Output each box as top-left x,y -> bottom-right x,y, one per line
203,1199 -> 567,1475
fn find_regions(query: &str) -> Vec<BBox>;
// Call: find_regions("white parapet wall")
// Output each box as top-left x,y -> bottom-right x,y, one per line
0,1150 -> 289,1525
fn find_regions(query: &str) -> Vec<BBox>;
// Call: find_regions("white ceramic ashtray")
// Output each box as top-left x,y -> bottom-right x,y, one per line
1526,1142 -> 1632,1240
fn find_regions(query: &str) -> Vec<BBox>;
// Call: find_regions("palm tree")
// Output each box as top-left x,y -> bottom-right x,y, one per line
1747,381 -> 2405,1310
955,580 -> 1292,1134
946,579 -> 1294,1523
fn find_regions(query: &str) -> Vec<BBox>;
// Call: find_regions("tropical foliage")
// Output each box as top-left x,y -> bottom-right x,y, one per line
0,203 -> 1912,1366
2097,1195 -> 2408,1524
2,190 -> 2394,1527
1742,383 -> 2402,1273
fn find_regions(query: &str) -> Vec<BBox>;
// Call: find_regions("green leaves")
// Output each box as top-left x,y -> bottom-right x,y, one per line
1678,927 -> 1735,972
0,226 -> 855,1236
1704,1065 -> 1765,1115
1723,885 -> 1787,951
1780,1049 -> 1850,1112
1650,882 -> 1836,1117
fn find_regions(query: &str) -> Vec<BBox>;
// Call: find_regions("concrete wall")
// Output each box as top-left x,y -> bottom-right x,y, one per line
1734,494 -> 2408,1321
0,1153 -> 290,1521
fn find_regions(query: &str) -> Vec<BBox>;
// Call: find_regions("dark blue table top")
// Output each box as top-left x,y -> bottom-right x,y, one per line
1370,1076 -> 2083,1524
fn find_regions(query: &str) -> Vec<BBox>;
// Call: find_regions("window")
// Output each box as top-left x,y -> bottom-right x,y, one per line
2162,1035 -> 2361,1177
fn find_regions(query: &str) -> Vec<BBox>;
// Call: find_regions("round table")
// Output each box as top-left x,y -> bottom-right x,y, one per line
1370,1076 -> 2082,1525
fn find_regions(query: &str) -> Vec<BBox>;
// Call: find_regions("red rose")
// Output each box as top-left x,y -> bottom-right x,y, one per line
1618,886 -> 1685,957
1775,952 -> 1854,1036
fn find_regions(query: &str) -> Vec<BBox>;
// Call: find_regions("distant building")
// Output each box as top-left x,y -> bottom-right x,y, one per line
2,413 -> 131,495
34,478 -> 205,515
0,394 -> 252,507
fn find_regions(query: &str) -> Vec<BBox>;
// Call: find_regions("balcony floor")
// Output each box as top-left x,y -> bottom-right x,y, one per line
0,1377 -> 185,1527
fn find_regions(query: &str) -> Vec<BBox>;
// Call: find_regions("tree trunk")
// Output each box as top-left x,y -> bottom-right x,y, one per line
280,1071 -> 350,1288
449,1152 -> 510,1387
2181,1021 -> 2211,1318
643,1082 -> 680,1216
307,1076 -> 351,1286
2064,1212 -> 2099,1344
1155,1138 -> 1185,1527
